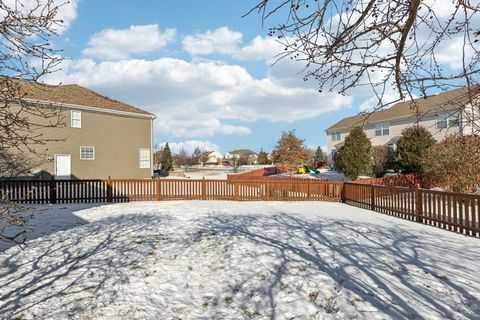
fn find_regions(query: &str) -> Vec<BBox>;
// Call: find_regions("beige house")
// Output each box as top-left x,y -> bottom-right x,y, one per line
325,87 -> 479,165
204,151 -> 223,165
8,79 -> 155,180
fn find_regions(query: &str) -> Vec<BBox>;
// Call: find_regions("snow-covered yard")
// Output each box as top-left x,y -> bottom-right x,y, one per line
1,201 -> 479,319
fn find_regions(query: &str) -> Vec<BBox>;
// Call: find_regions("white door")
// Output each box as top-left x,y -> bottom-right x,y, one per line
55,155 -> 71,180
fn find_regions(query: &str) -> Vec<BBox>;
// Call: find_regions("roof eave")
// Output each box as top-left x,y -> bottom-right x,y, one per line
325,104 -> 463,133
21,98 -> 156,119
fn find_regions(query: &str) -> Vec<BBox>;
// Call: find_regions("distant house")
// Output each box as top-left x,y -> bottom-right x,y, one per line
5,79 -> 155,179
205,151 -> 223,165
325,87 -> 479,165
225,149 -> 258,165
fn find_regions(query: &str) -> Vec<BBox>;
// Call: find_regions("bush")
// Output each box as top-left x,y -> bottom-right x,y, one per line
396,125 -> 435,173
336,127 -> 372,180
372,145 -> 389,177
422,135 -> 480,193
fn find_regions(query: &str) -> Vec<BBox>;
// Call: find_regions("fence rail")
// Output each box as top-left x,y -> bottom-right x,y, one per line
343,182 -> 480,237
1,179 -> 479,238
0,178 -> 343,204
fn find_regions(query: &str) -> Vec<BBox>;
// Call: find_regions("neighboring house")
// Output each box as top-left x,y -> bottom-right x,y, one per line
224,152 -> 235,160
205,151 -> 223,165
6,79 -> 155,180
325,87 -> 479,165
226,149 -> 259,165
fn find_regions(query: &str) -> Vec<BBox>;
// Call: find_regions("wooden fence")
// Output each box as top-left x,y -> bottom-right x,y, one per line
227,166 -> 280,180
343,182 -> 480,237
2,178 -> 479,238
0,178 -> 344,204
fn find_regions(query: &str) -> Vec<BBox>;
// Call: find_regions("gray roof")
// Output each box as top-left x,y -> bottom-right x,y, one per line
326,87 -> 477,132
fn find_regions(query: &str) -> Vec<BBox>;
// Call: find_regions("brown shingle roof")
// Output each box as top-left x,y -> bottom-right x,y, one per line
326,87 -> 478,132
7,78 -> 153,117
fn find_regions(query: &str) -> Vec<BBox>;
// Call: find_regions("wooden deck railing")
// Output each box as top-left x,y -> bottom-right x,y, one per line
343,182 -> 480,237
0,178 -> 343,204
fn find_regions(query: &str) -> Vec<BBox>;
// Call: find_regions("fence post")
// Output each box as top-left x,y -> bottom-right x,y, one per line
202,177 -> 207,200
106,176 -> 113,203
234,181 -> 239,200
341,182 -> 346,203
307,180 -> 311,201
49,177 -> 57,204
415,184 -> 422,222
156,179 -> 162,201
265,180 -> 270,201
370,184 -> 375,211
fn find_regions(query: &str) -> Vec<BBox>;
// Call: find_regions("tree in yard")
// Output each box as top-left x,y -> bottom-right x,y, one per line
372,145 -> 389,178
199,150 -> 210,166
422,135 -> 480,193
0,0 -> 69,248
313,146 -> 325,164
257,149 -> 271,165
271,130 -> 312,171
232,155 -> 249,173
160,143 -> 173,172
248,1 -> 480,132
174,148 -> 197,171
153,145 -> 164,170
396,126 -> 435,173
336,127 -> 371,180
192,147 -> 202,164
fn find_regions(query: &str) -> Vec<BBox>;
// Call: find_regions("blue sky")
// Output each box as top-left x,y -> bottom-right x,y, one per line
43,0 -> 466,154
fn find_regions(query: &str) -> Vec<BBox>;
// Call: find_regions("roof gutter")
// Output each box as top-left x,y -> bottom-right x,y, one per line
18,98 -> 157,120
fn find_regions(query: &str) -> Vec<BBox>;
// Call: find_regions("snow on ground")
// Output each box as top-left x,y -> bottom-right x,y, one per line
161,169 -> 228,180
1,201 -> 480,319
313,169 -> 348,181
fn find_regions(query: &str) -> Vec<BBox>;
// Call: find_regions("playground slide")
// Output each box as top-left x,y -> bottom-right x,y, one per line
304,164 -> 320,174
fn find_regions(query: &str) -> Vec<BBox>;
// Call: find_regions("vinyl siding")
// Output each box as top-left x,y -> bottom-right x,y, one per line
11,104 -> 153,179
326,113 -> 465,165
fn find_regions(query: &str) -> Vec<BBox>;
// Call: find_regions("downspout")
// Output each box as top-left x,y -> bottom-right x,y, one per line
151,117 -> 154,178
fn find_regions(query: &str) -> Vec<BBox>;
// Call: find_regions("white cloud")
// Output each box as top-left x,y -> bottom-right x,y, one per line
44,57 -> 353,138
182,28 -> 287,63
57,0 -> 78,32
159,141 -> 220,154
83,24 -> 176,60
236,36 -> 286,62
182,27 -> 242,56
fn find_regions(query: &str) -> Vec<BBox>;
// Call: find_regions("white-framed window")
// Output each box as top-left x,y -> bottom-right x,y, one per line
374,122 -> 390,136
139,148 -> 150,169
71,110 -> 82,128
80,146 -> 95,160
437,112 -> 460,129
332,131 -> 341,141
